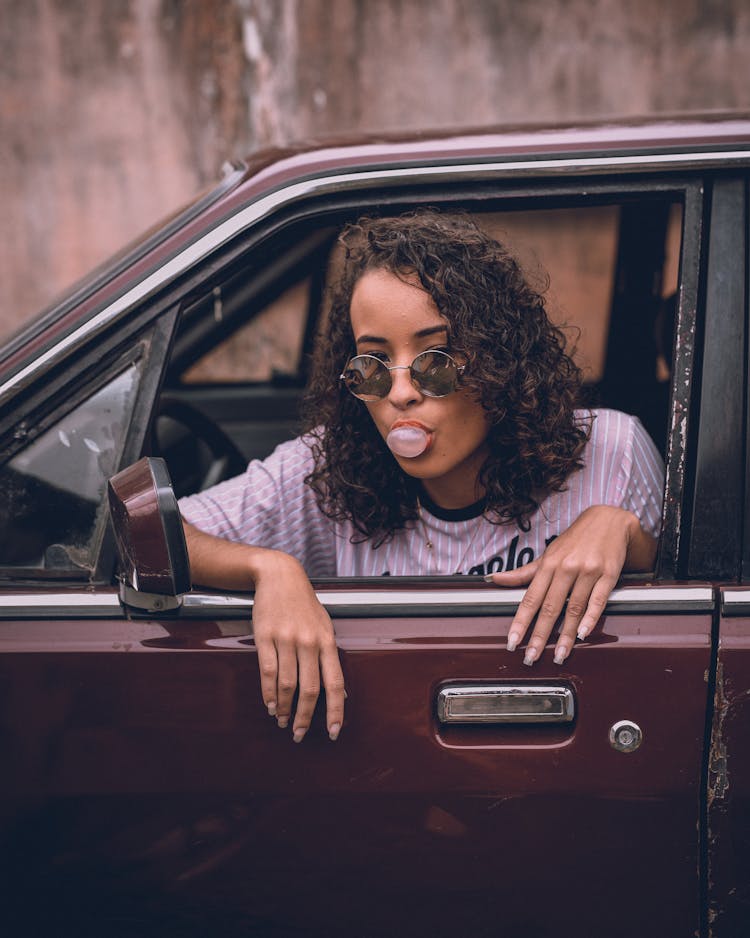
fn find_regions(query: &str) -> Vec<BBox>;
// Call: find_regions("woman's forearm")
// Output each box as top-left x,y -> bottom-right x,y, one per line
183,519 -> 297,591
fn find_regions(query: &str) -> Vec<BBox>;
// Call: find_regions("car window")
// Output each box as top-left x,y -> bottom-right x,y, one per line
479,206 -> 621,381
484,203 -> 680,386
182,278 -> 311,384
167,225 -> 336,386
0,364 -> 141,576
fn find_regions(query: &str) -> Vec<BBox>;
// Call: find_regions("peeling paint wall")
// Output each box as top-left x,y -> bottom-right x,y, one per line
1,0 -> 749,333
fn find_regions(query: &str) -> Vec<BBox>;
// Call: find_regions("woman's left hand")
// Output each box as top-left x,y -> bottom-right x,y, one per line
484,505 -> 657,666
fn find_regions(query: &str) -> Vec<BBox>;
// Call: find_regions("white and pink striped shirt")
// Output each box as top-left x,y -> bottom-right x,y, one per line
179,409 -> 664,578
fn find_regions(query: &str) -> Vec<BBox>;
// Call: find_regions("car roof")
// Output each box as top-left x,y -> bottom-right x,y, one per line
215,112 -> 750,217
239,112 -> 750,171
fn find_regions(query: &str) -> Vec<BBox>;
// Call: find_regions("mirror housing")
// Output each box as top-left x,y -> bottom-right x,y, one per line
108,457 -> 191,611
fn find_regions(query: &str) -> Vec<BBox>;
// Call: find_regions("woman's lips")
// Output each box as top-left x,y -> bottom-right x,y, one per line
386,421 -> 433,458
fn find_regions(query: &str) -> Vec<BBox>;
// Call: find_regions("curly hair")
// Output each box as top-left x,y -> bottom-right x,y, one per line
300,209 -> 590,544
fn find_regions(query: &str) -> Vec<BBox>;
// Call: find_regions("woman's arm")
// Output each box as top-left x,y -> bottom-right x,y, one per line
184,521 -> 345,742
484,505 -> 657,666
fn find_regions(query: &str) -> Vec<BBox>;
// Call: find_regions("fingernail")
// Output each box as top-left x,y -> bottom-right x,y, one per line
329,723 -> 341,741
267,702 -> 277,717
507,631 -> 520,653
523,647 -> 538,666
293,729 -> 306,744
483,574 -> 496,582
553,646 -> 568,665
277,717 -> 288,729
577,626 -> 589,641
344,690 -> 348,700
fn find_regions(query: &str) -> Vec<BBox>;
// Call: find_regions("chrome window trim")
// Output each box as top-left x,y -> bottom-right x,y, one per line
721,589 -> 750,616
1,148 -> 748,406
0,585 -> 714,620
0,591 -> 124,619
180,585 -> 714,618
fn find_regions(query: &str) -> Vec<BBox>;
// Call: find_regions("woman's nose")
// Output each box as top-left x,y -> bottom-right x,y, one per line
387,364 -> 422,407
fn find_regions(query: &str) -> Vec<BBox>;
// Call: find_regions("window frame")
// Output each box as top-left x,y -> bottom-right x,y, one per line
160,174 -> 700,580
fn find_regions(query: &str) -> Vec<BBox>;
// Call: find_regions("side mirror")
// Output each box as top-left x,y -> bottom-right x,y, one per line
108,456 -> 191,611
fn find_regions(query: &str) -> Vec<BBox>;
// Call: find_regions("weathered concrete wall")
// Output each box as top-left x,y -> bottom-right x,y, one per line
1,0 -> 749,333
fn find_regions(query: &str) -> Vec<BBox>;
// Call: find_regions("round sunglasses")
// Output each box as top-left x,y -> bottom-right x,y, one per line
340,349 -> 465,401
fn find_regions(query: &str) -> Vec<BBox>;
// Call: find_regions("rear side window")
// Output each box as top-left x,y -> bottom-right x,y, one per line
480,202 -> 681,383
182,278 -> 311,384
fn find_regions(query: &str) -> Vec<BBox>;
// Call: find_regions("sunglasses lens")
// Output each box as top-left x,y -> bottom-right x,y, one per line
411,350 -> 458,397
342,355 -> 390,400
341,350 -> 461,400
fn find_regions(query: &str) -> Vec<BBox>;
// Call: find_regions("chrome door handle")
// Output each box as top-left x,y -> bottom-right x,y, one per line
436,684 -> 575,724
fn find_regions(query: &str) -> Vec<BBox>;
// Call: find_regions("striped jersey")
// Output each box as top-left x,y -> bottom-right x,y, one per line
179,409 -> 664,578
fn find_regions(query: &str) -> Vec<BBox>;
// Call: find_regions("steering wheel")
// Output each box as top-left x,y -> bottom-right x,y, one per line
155,399 -> 247,493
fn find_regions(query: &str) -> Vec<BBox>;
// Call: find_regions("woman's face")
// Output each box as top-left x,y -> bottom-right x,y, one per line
347,267 -> 491,509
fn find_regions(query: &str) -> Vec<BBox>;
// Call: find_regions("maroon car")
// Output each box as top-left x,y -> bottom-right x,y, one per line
1,115 -> 749,937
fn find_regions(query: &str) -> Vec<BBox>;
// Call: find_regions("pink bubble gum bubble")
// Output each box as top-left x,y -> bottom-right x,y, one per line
386,426 -> 430,458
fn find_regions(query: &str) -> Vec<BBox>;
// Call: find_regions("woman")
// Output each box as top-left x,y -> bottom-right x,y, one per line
179,210 -> 663,744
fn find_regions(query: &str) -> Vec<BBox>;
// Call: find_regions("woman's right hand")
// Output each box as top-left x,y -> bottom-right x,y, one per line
183,523 -> 345,743
251,550 -> 345,743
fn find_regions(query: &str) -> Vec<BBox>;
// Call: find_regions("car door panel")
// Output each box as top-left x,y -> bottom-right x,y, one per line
1,584 -> 711,937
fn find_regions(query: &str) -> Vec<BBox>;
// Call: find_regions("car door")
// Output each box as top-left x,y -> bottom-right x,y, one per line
0,159 -> 736,938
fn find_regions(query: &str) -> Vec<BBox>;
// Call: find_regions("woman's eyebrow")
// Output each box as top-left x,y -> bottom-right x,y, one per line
355,334 -> 387,345
415,325 -> 449,340
355,325 -> 448,345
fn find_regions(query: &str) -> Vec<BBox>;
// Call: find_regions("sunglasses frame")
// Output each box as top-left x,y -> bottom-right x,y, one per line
340,349 -> 465,401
